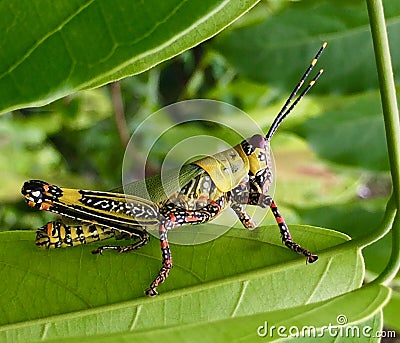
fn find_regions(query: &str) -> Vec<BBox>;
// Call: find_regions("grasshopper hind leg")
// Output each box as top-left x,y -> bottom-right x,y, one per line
92,230 -> 150,255
146,199 -> 224,297
145,221 -> 172,297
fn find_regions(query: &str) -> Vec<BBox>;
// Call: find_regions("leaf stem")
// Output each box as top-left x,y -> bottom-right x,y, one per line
365,0 -> 400,284
372,209 -> 400,285
110,81 -> 130,147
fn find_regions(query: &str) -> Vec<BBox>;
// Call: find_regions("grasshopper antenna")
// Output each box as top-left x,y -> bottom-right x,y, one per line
266,42 -> 327,141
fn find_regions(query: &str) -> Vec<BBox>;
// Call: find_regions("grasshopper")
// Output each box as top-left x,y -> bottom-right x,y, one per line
21,42 -> 326,296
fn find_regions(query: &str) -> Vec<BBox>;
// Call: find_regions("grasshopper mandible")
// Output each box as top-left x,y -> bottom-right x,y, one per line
22,42 -> 327,296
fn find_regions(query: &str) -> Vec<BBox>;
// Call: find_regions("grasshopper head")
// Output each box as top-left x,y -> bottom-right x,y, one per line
246,43 -> 327,194
241,134 -> 272,190
241,134 -> 272,177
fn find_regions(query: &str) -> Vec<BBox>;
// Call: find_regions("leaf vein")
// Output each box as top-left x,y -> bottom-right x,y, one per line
305,256 -> 334,304
79,0 -> 234,89
231,280 -> 249,317
0,0 -> 96,79
129,304 -> 142,331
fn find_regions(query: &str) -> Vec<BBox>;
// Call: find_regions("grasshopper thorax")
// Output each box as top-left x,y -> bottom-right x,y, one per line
241,134 -> 270,175
237,134 -> 273,196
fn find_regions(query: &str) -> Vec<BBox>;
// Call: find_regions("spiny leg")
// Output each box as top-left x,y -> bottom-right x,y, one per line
230,178 -> 257,230
231,203 -> 256,230
270,200 -> 318,263
249,193 -> 318,263
92,230 -> 150,254
145,221 -> 173,297
146,199 -> 224,296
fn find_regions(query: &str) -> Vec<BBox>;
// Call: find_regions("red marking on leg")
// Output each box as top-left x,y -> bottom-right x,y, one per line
28,201 -> 36,208
186,215 -> 199,222
209,200 -> 221,209
275,216 -> 284,224
169,213 -> 176,223
40,203 -> 51,211
160,241 -> 169,249
164,259 -> 172,266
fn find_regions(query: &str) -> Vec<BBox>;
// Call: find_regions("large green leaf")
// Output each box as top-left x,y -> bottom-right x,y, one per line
1,278 -> 388,342
58,286 -> 387,342
212,0 -> 400,94
0,0 -> 259,114
0,224 -> 363,341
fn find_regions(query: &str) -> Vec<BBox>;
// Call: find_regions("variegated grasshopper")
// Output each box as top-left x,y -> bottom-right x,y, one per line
22,42 -> 326,296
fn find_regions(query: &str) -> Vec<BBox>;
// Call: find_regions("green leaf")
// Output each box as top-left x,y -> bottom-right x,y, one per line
0,0 -> 260,114
383,290 -> 400,331
298,92 -> 390,171
1,281 -> 388,342
0,224 -> 363,341
212,0 -> 400,94
83,286 -> 387,343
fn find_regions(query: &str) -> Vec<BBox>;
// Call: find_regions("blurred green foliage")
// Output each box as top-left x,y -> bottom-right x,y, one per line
1,0 -> 399,337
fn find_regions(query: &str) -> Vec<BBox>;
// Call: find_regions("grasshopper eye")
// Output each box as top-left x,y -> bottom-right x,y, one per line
241,134 -> 267,156
247,134 -> 266,149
